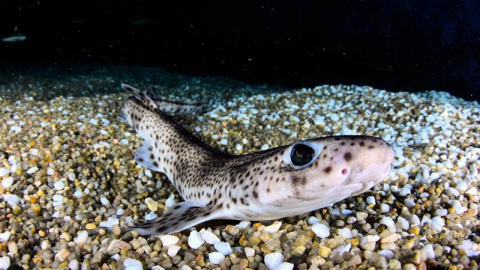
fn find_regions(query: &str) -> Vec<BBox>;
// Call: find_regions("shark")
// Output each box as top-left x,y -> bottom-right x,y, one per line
118,84 -> 394,236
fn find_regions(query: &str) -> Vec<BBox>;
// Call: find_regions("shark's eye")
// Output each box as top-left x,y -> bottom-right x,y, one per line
291,144 -> 315,166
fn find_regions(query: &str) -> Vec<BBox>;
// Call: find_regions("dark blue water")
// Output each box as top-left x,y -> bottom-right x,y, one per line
1,0 -> 479,101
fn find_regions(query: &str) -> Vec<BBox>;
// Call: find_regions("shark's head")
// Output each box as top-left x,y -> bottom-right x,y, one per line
255,136 -> 394,218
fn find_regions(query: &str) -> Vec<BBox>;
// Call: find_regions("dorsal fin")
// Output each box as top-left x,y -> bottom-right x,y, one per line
121,84 -> 158,110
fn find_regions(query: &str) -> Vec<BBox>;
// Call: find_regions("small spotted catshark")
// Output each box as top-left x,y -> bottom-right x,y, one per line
119,84 -> 394,236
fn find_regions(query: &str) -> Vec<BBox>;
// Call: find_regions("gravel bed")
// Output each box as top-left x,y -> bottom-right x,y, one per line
0,66 -> 479,270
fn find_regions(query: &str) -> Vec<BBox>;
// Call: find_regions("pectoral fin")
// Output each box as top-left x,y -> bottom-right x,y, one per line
125,201 -> 216,236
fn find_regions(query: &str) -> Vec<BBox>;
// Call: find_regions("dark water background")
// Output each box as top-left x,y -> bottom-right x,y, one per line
0,0 -> 479,102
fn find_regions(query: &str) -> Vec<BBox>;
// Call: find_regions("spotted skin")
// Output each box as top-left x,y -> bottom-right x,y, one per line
119,84 -> 395,236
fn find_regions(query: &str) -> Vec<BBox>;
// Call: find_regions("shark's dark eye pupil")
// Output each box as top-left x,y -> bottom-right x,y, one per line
291,144 -> 315,166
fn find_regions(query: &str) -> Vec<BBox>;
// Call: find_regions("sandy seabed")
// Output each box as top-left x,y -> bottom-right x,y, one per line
0,65 -> 479,270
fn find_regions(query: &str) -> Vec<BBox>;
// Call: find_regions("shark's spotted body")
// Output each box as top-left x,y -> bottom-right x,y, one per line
120,84 -> 394,236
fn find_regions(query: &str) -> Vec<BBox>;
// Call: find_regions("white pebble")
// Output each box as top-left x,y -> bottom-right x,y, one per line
120,139 -> 129,144
456,180 -> 468,192
264,252 -> 284,270
330,113 -> 340,121
168,245 -> 181,257
380,203 -> 390,213
145,212 -> 158,221
100,197 -> 110,205
3,194 -> 21,206
101,118 -> 110,125
244,247 -> 255,257
261,144 -> 270,150
68,259 -> 79,270
10,126 -> 21,132
75,231 -> 88,245
68,172 -> 76,181
180,266 -> 192,270
200,229 -> 220,244
220,138 -> 228,145
235,144 -> 243,151
421,215 -> 432,226
73,190 -> 83,198
276,262 -> 294,270
160,235 -> 179,247
145,170 -> 152,178
423,244 -> 435,259
27,166 -> 39,174
214,241 -> 233,256
0,168 -> 10,177
89,119 -> 98,125
366,196 -> 376,205
116,208 -> 124,216
312,223 -> 330,238
208,252 -> 225,264
431,216 -> 444,232
99,217 -> 119,229
380,217 -> 395,228
378,249 -> 394,259
307,216 -> 320,225
404,198 -> 416,208
434,209 -> 448,216
0,231 -> 11,242
264,221 -> 282,233
188,230 -> 205,249
396,216 -> 409,230
165,194 -> 175,208
0,256 -> 11,270
236,221 -> 251,229
1,177 -> 13,188
52,194 -> 64,202
123,258 -> 143,270
53,181 -> 65,190
338,228 -> 352,239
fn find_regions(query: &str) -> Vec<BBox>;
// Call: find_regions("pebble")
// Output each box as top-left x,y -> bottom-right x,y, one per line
99,217 -> 119,228
1,177 -> 13,188
214,241 -> 233,255
311,223 -> 330,238
3,194 -> 21,206
264,221 -> 282,233
188,230 -> 205,249
276,262 -> 294,270
0,168 -> 9,177
75,231 -> 89,246
124,258 -> 143,270
236,221 -> 251,229
244,247 -> 255,257
160,235 -> 179,247
200,229 -> 220,244
264,252 -> 284,270
208,252 -> 225,264
168,245 -> 181,257
0,231 -> 11,242
0,256 -> 10,270
2,70 -> 480,270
